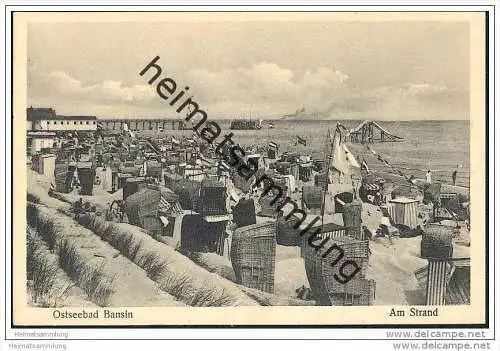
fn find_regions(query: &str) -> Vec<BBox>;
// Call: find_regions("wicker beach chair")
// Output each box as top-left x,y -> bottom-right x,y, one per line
230,221 -> 277,293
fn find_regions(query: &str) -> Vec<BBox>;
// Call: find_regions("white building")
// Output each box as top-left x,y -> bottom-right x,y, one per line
31,153 -> 56,181
27,131 -> 56,154
27,107 -> 98,132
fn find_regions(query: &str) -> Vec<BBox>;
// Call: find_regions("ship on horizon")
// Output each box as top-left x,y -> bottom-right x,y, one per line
281,106 -> 327,120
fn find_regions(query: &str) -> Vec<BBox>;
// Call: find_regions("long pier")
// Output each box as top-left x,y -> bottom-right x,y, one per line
98,119 -> 187,131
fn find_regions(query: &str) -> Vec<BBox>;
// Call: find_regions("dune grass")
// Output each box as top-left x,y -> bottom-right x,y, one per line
27,203 -> 58,251
26,230 -> 58,303
35,284 -> 76,308
26,230 -> 41,277
83,265 -> 116,306
76,213 -> 251,307
114,232 -> 142,261
159,274 -> 194,297
158,274 -> 236,306
57,239 -> 81,282
27,229 -> 76,307
138,252 -> 170,281
135,247 -> 236,306
57,239 -> 116,306
29,204 -> 184,307
39,220 -> 58,251
26,202 -> 39,227
188,288 -> 237,307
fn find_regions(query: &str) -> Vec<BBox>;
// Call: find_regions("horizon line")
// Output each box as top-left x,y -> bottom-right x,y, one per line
25,106 -> 469,122
93,116 -> 469,122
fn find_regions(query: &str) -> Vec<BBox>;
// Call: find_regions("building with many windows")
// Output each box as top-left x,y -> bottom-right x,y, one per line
27,107 -> 98,132
26,107 -> 98,156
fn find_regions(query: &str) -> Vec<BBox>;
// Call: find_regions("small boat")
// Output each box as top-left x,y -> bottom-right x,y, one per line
230,118 -> 262,130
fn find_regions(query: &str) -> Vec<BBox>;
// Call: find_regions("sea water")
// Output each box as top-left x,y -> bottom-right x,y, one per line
139,119 -> 470,188
216,120 -> 470,188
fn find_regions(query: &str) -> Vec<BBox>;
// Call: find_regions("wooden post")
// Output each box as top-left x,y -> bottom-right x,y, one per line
343,199 -> 362,240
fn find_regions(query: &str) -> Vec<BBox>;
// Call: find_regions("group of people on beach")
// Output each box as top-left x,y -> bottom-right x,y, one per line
360,154 -> 461,187
426,168 -> 459,186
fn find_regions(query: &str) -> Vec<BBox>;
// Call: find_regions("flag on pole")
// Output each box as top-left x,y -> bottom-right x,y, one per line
218,160 -> 231,173
297,136 -> 307,146
361,158 -> 369,172
268,141 -> 278,150
367,145 -> 377,155
123,123 -> 135,139
343,145 -> 360,168
331,134 -> 349,175
199,154 -> 215,166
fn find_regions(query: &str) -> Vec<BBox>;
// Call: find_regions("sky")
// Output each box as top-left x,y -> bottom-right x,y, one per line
27,19 -> 470,120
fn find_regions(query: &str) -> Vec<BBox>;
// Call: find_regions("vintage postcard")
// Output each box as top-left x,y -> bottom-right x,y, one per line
11,10 -> 488,327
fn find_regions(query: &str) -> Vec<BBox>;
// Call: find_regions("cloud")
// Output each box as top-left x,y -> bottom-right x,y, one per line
29,64 -> 350,117
28,66 -> 467,120
99,80 -> 155,104
323,83 -> 468,120
183,63 -> 349,116
28,70 -> 156,106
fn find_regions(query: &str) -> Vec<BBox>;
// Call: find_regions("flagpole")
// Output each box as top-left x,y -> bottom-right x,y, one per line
321,126 -> 337,227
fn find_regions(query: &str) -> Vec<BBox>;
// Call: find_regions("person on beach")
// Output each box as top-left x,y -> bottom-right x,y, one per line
452,169 -> 458,186
409,175 -> 417,185
380,215 -> 391,236
426,170 -> 432,184
73,198 -> 84,219
362,225 -> 373,240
